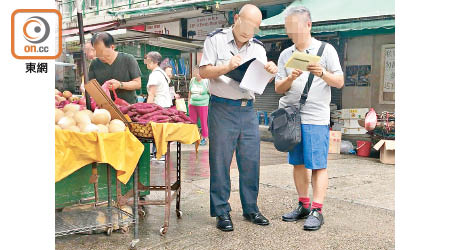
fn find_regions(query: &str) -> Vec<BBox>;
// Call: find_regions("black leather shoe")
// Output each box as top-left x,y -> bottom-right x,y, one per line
216,213 -> 234,232
282,202 -> 311,222
243,212 -> 270,226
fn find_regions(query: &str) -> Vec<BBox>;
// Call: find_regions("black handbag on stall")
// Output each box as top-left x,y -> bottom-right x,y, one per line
268,42 -> 327,152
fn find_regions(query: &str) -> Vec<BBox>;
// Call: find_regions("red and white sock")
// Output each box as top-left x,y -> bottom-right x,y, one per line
298,197 -> 310,209
311,202 -> 323,213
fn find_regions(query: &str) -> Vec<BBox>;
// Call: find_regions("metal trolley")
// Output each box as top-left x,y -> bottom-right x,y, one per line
55,163 -> 140,249
117,137 -> 183,236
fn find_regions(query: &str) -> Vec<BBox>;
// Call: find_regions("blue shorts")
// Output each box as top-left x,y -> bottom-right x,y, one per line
288,124 -> 330,170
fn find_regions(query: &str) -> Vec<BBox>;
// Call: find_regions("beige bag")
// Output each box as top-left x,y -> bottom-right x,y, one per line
175,98 -> 187,113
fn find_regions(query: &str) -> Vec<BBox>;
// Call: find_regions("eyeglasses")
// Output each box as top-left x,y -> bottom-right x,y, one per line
237,17 -> 260,35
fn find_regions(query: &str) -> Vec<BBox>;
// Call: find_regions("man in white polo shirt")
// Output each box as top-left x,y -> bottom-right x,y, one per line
275,6 -> 344,231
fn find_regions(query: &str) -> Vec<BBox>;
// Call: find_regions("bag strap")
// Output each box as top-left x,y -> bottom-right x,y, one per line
155,68 -> 170,84
299,41 -> 327,106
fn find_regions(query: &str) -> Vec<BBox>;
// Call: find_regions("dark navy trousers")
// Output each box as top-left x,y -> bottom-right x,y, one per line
208,99 -> 261,217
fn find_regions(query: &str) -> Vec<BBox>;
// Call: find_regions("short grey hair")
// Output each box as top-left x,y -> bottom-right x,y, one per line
146,51 -> 162,65
285,6 -> 311,22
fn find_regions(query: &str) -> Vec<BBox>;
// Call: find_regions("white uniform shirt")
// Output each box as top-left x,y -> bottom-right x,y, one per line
199,27 -> 268,100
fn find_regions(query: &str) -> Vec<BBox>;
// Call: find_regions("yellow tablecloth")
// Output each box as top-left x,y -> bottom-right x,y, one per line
150,122 -> 201,159
55,128 -> 144,184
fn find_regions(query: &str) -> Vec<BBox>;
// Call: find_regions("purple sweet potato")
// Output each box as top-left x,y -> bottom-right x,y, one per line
127,111 -> 138,117
155,118 -> 170,123
131,103 -> 154,109
171,116 -> 184,123
119,105 -> 131,114
146,110 -> 163,117
136,106 -> 158,115
177,111 -> 190,121
161,109 -> 172,116
166,108 -> 178,115
152,115 -> 170,121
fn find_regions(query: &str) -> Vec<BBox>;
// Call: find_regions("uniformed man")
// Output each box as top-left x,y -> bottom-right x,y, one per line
199,4 -> 278,232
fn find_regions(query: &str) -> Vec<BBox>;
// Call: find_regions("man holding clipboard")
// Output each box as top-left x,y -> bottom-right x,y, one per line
199,4 -> 277,232
275,6 -> 344,231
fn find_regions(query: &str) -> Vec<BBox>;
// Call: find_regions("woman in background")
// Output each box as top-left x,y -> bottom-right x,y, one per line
188,66 -> 210,146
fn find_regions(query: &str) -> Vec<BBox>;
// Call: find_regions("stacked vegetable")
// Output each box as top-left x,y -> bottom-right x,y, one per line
55,103 -> 126,133
119,103 -> 192,124
55,89 -> 96,110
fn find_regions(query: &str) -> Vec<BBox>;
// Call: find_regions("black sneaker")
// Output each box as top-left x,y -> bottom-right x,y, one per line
303,208 -> 324,231
282,201 -> 311,222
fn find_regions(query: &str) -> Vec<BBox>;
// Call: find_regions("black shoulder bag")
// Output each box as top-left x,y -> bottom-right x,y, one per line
268,42 -> 327,152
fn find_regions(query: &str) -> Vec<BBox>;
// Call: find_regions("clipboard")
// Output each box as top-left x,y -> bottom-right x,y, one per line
285,51 -> 321,71
224,58 -> 256,82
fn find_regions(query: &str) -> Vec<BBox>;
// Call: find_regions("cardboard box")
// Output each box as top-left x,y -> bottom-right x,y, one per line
84,79 -> 130,123
340,108 -> 369,119
373,140 -> 395,165
328,131 -> 342,154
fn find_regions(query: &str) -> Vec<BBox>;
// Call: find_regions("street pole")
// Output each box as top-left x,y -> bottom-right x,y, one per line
76,0 -> 91,110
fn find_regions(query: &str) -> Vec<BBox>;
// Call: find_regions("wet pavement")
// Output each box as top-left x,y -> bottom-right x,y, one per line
55,142 -> 395,250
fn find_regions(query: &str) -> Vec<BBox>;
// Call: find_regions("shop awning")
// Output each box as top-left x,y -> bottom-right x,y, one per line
64,29 -> 203,53
107,0 -> 218,17
259,0 -> 395,37
62,21 -> 120,37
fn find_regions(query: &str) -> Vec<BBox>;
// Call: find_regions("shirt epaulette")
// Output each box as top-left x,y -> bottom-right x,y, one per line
207,28 -> 224,37
252,38 -> 264,47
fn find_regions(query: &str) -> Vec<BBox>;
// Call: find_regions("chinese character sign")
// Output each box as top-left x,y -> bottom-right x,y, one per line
383,46 -> 395,93
146,21 -> 181,36
187,14 -> 228,40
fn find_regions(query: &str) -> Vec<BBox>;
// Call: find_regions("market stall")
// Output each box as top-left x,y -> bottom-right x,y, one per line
55,78 -> 200,249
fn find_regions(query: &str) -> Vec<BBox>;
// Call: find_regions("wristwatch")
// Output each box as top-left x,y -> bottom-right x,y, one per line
119,81 -> 123,89
320,69 -> 325,78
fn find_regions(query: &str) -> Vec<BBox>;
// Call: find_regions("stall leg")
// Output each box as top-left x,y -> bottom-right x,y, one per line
160,143 -> 171,236
89,163 -> 99,206
176,142 -> 182,218
130,165 -> 139,249
106,165 -> 113,236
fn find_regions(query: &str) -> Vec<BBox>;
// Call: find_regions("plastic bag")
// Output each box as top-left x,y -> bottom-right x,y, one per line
111,88 -> 130,107
340,140 -> 354,154
175,98 -> 187,113
101,81 -> 112,98
365,108 -> 377,131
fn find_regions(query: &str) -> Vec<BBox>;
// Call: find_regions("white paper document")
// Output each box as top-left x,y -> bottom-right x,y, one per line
239,58 -> 275,95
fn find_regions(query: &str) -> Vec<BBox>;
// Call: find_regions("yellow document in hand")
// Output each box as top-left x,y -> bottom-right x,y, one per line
285,51 -> 321,71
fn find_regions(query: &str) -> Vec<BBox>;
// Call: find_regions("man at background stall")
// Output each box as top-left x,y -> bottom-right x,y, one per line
88,32 -> 142,104
199,4 -> 278,232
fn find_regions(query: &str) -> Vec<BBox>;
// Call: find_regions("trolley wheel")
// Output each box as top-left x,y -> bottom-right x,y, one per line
129,239 -> 139,250
120,226 -> 129,234
176,210 -> 183,218
138,208 -> 146,217
106,227 -> 113,236
159,227 -> 167,236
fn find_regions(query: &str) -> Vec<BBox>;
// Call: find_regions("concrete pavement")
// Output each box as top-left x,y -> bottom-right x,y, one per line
55,142 -> 394,250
